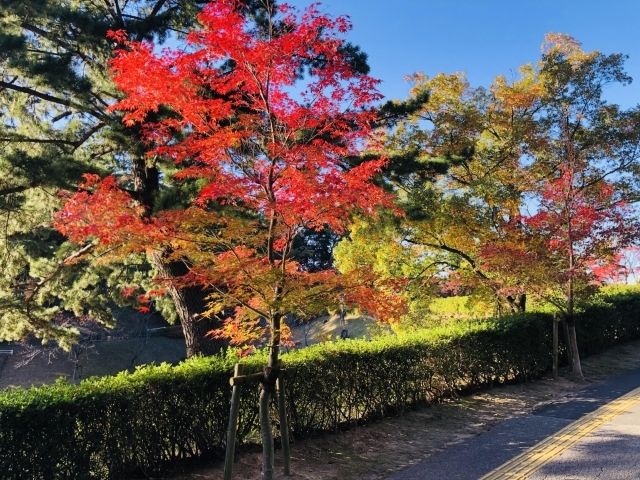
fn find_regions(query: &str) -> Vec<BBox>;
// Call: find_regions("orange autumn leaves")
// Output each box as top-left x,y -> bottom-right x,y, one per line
373,32 -> 640,317
55,0 -> 406,352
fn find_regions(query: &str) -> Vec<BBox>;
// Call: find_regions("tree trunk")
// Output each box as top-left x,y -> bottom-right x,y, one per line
565,315 -> 583,378
505,294 -> 526,313
562,318 -> 574,366
566,274 -> 583,378
132,158 -> 159,210
131,158 -> 222,357
259,313 -> 282,480
259,388 -> 275,480
150,250 -> 224,357
517,294 -> 526,312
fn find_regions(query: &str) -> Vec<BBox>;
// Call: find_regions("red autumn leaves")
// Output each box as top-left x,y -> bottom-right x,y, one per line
55,0 -> 405,349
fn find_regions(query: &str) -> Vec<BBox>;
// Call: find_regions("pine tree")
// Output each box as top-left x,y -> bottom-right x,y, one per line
0,0 -> 228,354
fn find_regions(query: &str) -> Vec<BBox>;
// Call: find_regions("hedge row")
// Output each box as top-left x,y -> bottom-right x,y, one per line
0,289 -> 638,479
576,286 -> 640,356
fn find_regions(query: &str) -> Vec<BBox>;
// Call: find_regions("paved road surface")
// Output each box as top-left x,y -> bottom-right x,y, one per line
527,401 -> 640,480
388,367 -> 640,480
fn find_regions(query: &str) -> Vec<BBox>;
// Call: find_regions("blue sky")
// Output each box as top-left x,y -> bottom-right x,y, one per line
285,1 -> 640,109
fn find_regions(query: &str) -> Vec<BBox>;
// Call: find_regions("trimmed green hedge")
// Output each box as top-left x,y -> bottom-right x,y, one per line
576,286 -> 640,356
0,288 -> 639,479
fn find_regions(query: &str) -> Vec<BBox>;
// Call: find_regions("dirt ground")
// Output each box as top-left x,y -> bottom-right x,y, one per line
168,339 -> 640,480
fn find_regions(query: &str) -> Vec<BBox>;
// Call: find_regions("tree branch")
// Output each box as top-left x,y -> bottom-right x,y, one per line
113,0 -> 124,26
0,80 -> 102,119
1,122 -> 105,151
20,21 -> 96,66
0,183 -> 37,197
405,236 -> 491,281
149,0 -> 169,18
72,122 -> 106,151
16,242 -> 97,308
0,137 -> 78,146
51,111 -> 73,123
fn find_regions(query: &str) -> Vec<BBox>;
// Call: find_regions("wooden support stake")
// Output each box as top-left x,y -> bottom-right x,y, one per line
224,363 -> 243,480
277,361 -> 291,476
229,369 -> 287,387
552,313 -> 559,379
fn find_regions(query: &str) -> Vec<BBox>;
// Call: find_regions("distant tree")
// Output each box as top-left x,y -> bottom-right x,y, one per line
617,247 -> 640,284
481,162 -> 638,377
337,34 -> 640,331
336,70 -> 540,315
465,34 -> 640,377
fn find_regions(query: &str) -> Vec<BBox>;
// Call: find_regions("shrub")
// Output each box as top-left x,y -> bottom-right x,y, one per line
0,290 -> 638,479
575,286 -> 640,356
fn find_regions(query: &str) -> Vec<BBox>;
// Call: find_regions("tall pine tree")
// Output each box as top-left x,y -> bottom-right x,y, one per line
0,0 -> 231,354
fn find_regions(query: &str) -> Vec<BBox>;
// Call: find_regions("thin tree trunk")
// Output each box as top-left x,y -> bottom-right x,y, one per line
259,388 -> 275,480
566,275 -> 583,378
562,317 -> 574,366
566,316 -> 583,378
260,313 -> 282,480
564,139 -> 583,378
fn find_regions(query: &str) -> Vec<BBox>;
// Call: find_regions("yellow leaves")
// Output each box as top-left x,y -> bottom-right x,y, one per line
491,65 -> 542,111
411,72 -> 472,114
542,32 -> 581,55
202,301 -> 225,317
541,32 -> 597,64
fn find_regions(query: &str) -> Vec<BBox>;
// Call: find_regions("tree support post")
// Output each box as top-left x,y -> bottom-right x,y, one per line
277,360 -> 291,476
226,366 -> 290,477
552,313 -> 559,379
224,363 -> 244,480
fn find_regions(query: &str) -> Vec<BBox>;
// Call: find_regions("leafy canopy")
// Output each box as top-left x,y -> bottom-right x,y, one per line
57,0 -> 405,352
336,33 -> 640,322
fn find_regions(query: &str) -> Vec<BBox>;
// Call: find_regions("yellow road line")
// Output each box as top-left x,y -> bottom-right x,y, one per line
479,385 -> 640,480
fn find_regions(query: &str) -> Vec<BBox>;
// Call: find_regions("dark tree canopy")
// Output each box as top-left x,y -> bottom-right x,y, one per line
0,0 -> 224,350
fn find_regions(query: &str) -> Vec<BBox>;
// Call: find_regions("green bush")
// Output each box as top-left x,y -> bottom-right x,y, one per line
576,286 -> 640,356
0,289 -> 638,479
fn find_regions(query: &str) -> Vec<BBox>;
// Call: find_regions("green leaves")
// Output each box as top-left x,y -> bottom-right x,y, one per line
1,287 -> 639,478
0,0 -> 219,350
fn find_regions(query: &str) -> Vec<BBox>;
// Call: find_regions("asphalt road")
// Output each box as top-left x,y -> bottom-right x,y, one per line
527,401 -> 640,480
387,367 -> 640,480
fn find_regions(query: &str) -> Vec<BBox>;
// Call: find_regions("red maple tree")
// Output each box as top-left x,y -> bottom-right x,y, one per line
55,1 -> 404,477
480,160 -> 638,377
